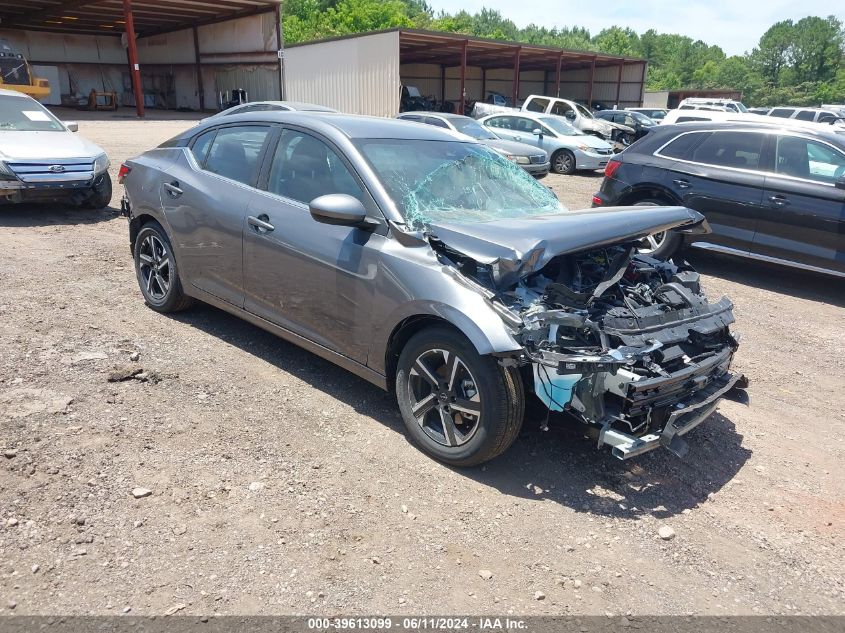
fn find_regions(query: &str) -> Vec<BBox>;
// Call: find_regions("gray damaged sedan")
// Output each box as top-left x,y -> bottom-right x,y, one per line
120,112 -> 747,466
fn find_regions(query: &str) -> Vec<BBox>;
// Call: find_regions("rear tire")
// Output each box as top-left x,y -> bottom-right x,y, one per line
551,149 -> 576,175
133,221 -> 194,313
633,199 -> 683,260
395,326 -> 524,467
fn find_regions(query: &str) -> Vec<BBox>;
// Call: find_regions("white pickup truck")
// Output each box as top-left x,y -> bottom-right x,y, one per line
472,94 -> 635,145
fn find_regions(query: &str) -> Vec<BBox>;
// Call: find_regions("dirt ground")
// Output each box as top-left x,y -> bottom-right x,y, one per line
1,109 -> 843,617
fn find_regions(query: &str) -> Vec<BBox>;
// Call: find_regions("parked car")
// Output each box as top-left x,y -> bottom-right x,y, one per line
199,101 -> 336,125
400,85 -> 433,112
119,111 -> 745,464
0,88 -> 111,208
396,112 -> 550,178
478,112 -> 615,174
472,94 -> 636,145
522,95 -> 635,143
594,109 -> 657,143
659,109 -> 768,126
763,107 -> 845,128
592,121 -> 845,277
678,97 -> 748,113
626,107 -> 668,122
483,91 -> 515,107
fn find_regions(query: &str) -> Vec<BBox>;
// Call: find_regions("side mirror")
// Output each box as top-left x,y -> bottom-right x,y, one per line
309,193 -> 377,228
565,111 -> 576,120
64,121 -> 79,132
532,128 -> 543,138
835,176 -> 845,190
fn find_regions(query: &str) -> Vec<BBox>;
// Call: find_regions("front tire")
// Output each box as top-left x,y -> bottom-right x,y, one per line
633,199 -> 684,260
551,149 -> 576,175
395,327 -> 524,467
133,222 -> 194,313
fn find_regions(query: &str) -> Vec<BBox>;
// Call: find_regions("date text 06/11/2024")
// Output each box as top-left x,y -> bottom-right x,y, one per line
306,617 -> 528,630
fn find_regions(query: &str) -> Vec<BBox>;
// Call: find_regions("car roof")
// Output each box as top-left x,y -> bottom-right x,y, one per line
188,111 -> 469,142
652,121 -> 845,143
398,112 -> 475,122
232,100 -> 337,112
0,88 -> 32,99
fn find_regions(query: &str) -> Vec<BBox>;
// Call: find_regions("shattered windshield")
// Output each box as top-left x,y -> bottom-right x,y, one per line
356,139 -> 567,230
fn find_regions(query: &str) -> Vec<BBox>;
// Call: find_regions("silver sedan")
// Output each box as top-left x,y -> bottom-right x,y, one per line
396,112 -> 550,178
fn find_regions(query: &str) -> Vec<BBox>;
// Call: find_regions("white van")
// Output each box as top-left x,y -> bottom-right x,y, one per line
677,97 -> 748,113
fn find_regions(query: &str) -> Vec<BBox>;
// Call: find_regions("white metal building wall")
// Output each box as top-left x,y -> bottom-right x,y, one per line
285,31 -> 401,116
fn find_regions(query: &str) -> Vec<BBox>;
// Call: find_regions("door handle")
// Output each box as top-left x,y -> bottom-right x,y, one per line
163,181 -> 182,197
769,195 -> 789,207
672,179 -> 691,189
248,214 -> 275,233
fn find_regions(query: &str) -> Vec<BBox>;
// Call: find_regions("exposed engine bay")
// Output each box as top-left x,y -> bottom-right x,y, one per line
430,227 -> 747,460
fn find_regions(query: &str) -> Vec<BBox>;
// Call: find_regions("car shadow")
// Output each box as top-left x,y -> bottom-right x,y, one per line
461,410 -> 750,519
170,302 -> 750,520
0,203 -> 120,227
687,250 -> 845,309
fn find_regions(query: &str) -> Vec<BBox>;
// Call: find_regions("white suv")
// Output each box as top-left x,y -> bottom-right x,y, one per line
677,98 -> 748,113
0,89 -> 111,208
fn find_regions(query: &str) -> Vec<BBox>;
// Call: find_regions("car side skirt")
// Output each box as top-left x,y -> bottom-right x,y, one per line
185,285 -> 389,391
689,242 -> 845,278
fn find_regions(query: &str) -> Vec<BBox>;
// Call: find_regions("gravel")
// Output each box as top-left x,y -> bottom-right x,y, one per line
0,110 -> 843,617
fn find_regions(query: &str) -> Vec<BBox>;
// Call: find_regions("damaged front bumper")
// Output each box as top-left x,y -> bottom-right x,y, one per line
597,371 -> 746,460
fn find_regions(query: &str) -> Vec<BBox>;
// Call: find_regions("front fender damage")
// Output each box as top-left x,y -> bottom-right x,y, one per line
426,217 -> 747,460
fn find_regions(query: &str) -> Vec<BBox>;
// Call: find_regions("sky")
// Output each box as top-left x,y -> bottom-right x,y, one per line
424,0 -> 842,56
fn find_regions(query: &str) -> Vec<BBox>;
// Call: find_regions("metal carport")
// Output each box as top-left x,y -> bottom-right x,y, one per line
0,0 -> 283,117
284,29 -> 647,117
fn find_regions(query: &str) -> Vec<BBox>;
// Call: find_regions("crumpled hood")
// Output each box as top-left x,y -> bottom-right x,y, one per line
429,206 -> 708,288
605,120 -> 636,134
0,131 -> 105,160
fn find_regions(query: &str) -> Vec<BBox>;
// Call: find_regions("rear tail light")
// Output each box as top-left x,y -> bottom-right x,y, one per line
117,163 -> 131,184
591,195 -> 603,206
604,159 -> 621,179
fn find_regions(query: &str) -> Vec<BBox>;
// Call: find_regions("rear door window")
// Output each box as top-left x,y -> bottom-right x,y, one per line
769,108 -> 795,118
659,132 -> 707,158
485,116 -> 515,130
794,110 -> 816,121
690,131 -> 765,169
425,117 -> 450,129
202,125 -> 271,186
525,98 -> 549,113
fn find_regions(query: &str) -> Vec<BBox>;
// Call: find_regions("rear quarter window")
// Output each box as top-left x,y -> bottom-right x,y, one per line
658,132 -> 708,159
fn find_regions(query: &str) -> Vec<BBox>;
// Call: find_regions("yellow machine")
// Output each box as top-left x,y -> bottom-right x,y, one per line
0,39 -> 50,100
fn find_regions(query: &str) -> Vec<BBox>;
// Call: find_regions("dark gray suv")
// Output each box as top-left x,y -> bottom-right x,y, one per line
593,122 -> 845,277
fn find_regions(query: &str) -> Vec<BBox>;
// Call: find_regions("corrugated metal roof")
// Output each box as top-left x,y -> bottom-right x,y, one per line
0,0 -> 281,37
288,28 -> 646,70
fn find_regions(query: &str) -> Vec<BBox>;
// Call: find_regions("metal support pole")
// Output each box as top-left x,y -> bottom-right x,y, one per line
555,53 -> 563,97
192,26 -> 204,110
511,46 -> 521,106
587,55 -> 596,106
122,0 -> 144,117
458,39 -> 467,115
275,3 -> 285,99
616,59 -> 624,108
481,67 -> 486,102
639,62 -> 647,106
439,64 -> 446,108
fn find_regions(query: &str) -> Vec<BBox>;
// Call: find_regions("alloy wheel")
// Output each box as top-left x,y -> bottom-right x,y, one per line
639,231 -> 667,254
138,234 -> 171,301
554,153 -> 573,173
407,348 -> 482,447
